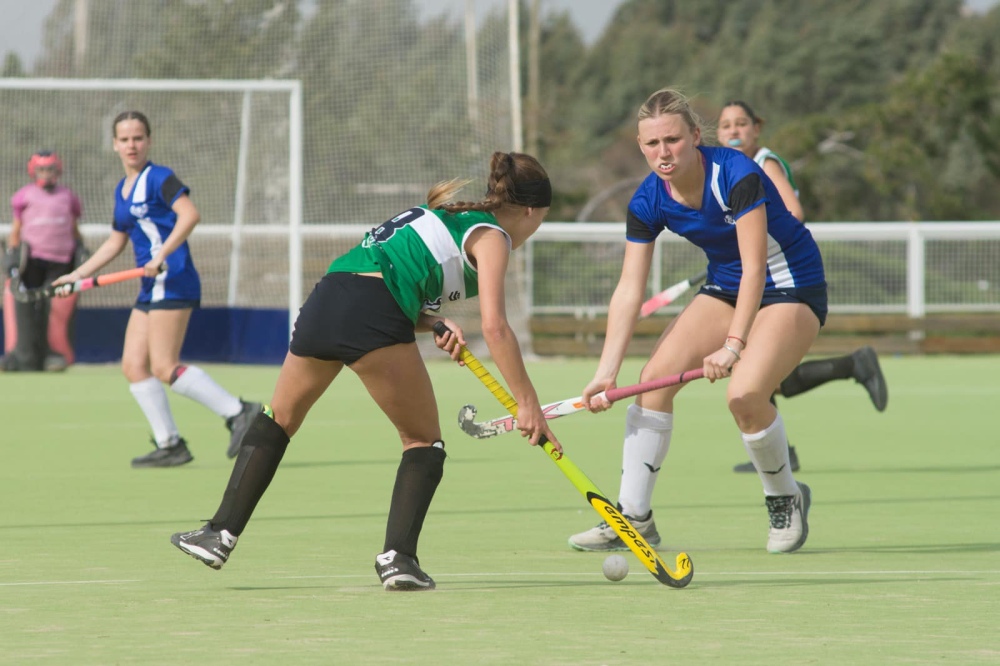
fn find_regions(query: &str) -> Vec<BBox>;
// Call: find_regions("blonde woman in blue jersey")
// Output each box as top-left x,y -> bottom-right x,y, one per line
569,88 -> 823,555
53,111 -> 259,468
719,100 -> 887,474
171,151 -> 559,590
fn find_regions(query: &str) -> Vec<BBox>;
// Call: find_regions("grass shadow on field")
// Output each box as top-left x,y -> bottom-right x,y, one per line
693,576 -> 974,589
806,465 -> 1000,475
812,541 -> 1000,555
228,579 -> 606,592
7,493 -> 998,531
279,457 -> 497,469
806,494 -> 1000,507
0,504 -> 585,531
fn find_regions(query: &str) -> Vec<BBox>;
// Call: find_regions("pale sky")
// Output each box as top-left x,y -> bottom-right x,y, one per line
4,0 -> 624,68
1,0 -> 997,69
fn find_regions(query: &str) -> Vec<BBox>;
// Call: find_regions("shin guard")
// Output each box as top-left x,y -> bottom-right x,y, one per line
383,445 -> 446,558
211,412 -> 290,536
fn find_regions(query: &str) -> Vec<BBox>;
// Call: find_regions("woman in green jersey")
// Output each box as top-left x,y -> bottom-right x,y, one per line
171,151 -> 559,590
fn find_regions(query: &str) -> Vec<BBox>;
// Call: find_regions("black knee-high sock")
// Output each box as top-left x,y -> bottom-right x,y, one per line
210,413 -> 289,536
778,353 -> 855,398
383,445 -> 446,559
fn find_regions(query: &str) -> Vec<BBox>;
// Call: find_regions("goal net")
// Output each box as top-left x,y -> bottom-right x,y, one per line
1,1 -> 520,356
0,79 -> 299,321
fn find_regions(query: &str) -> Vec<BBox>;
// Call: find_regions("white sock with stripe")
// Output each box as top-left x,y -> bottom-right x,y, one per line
129,377 -> 179,447
617,404 -> 673,519
169,365 -> 242,419
741,412 -> 798,496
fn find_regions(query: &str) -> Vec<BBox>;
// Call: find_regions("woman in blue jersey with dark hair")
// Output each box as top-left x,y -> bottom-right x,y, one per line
718,99 -> 887,474
53,111 -> 259,468
569,88 -> 822,555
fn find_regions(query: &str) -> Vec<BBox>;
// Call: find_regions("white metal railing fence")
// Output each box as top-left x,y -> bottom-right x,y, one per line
526,222 -> 1000,318
4,221 -> 999,322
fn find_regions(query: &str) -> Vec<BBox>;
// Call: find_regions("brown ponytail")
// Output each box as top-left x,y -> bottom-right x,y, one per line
427,151 -> 550,214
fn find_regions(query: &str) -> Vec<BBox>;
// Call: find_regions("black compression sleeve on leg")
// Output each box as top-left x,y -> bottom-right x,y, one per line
210,412 -> 290,536
383,445 -> 446,559
778,354 -> 855,397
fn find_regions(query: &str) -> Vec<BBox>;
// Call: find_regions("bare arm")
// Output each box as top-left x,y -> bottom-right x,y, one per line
8,216 -> 22,248
144,194 -> 200,275
71,213 -> 84,246
467,226 -> 560,449
703,206 -> 767,378
583,240 -> 655,406
762,159 -> 803,221
52,230 -> 129,285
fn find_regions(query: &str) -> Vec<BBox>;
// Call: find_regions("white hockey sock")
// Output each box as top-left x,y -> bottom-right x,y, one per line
169,364 -> 242,419
129,377 -> 179,447
617,404 -> 673,519
741,412 -> 798,497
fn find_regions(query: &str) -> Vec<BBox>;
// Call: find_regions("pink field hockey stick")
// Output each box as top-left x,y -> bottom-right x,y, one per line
458,368 -> 705,439
639,269 -> 707,318
12,267 -> 149,304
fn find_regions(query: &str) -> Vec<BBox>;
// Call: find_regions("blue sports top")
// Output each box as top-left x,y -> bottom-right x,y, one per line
626,146 -> 824,291
113,161 -> 201,303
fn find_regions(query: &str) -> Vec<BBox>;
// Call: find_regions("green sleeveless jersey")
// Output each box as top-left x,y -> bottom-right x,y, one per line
327,206 -> 510,323
753,146 -> 799,196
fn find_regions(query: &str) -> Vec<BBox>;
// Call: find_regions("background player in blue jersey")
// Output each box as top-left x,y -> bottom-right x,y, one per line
170,152 -> 560,591
53,111 -> 259,468
718,99 -> 888,473
569,88 -> 822,555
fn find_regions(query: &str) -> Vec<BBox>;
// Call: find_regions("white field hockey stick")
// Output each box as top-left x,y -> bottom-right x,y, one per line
458,368 -> 705,439
639,269 -> 707,318
12,267 -> 151,304
432,321 -> 693,588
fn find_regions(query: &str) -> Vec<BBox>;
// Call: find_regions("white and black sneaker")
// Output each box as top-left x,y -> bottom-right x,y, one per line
171,522 -> 238,570
375,549 -> 436,591
765,482 -> 811,553
226,400 -> 263,459
568,510 -> 661,552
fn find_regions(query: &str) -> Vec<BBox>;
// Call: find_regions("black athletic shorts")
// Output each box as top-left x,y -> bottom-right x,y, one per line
697,282 -> 828,327
289,272 -> 416,365
133,299 -> 201,312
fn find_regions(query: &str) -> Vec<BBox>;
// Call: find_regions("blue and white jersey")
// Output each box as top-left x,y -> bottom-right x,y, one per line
626,146 -> 824,291
113,161 -> 201,303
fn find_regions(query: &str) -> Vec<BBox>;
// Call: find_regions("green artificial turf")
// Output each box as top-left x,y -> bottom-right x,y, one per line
1,355 -> 997,664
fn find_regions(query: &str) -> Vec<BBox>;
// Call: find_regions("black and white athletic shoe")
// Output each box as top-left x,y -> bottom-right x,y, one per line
226,400 -> 263,458
375,550 -> 436,591
131,437 -> 193,468
765,482 -> 811,554
171,523 -> 238,570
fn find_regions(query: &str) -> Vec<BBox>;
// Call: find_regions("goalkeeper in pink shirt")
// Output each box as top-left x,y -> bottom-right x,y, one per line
2,151 -> 85,372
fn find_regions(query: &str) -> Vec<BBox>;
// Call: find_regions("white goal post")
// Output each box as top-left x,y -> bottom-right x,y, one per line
0,77 -> 303,335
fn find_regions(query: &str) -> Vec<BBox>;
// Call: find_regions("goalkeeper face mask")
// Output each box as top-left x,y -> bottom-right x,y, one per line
28,151 -> 63,188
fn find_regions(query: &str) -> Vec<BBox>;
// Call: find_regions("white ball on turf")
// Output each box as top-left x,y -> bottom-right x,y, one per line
602,554 -> 628,581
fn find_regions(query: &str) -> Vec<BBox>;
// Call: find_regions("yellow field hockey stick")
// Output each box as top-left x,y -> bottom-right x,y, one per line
433,322 -> 693,588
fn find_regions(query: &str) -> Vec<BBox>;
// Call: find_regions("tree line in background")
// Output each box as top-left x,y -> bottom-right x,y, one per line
3,0 -> 999,223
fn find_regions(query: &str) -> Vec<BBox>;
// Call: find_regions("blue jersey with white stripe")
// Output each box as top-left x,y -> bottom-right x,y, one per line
626,146 -> 824,291
113,162 -> 201,303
